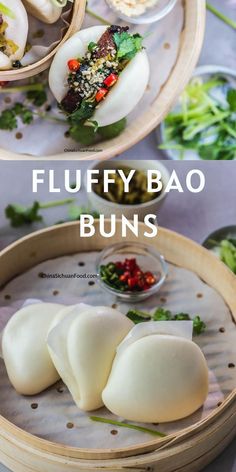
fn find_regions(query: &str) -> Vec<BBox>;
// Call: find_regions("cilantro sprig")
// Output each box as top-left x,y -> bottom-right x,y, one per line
113,32 -> 144,60
5,199 -> 74,227
126,307 -> 206,336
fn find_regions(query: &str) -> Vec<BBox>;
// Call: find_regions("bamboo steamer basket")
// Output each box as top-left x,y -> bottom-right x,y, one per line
0,221 -> 236,472
0,0 -> 87,82
0,0 -> 206,160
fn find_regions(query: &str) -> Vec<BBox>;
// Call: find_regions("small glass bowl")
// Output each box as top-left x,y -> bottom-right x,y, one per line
96,242 -> 168,302
106,0 -> 177,25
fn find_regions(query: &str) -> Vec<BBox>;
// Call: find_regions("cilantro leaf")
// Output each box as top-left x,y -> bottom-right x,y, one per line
69,100 -> 95,123
0,109 -> 17,130
153,307 -> 172,321
113,32 -> 143,60
5,202 -> 42,227
126,309 -> 151,324
126,307 -> 206,335
69,123 -> 97,145
27,89 -> 47,107
98,118 -> 127,139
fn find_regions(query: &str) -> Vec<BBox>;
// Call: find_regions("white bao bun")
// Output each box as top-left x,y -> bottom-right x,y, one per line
102,323 -> 209,423
0,0 -> 28,70
1,302 -> 68,395
49,25 -> 150,127
22,0 -> 61,24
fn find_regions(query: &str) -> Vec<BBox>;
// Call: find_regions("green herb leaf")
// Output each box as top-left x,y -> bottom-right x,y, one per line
153,307 -> 172,321
126,309 -> 151,324
90,416 -> 166,437
69,123 -> 97,145
227,89 -> 236,112
0,109 -> 17,130
113,32 -> 143,60
98,118 -> 127,139
69,100 -> 95,123
126,306 -> 206,335
88,41 -> 97,52
192,316 -> 206,336
5,198 -> 74,227
26,88 -> 47,107
5,202 -> 42,227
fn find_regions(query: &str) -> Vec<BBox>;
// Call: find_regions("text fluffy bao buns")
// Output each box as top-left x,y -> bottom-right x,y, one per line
49,25 -> 150,127
0,0 -> 28,70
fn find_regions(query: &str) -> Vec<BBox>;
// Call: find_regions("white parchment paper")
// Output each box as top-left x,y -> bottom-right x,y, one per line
0,252 -> 235,449
0,0 -> 184,156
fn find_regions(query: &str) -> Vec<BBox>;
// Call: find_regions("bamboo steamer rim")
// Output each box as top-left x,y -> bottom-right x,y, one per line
0,0 -> 206,160
0,221 -> 236,464
0,0 -> 86,82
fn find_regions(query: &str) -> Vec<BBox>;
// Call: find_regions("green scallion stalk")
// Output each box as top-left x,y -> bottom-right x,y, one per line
39,198 -> 74,209
206,3 -> 236,30
0,3 -> 15,19
0,84 -> 44,94
90,416 -> 166,437
85,7 -> 111,25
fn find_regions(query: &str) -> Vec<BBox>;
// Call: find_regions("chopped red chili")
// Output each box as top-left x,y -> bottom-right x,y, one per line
67,59 -> 81,72
95,88 -> 108,102
100,258 -> 158,292
104,73 -> 118,88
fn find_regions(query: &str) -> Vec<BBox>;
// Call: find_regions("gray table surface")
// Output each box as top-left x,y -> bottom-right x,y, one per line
1,0 -> 236,470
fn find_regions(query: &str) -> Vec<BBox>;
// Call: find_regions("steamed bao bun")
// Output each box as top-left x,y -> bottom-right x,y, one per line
49,25 -> 150,127
22,0 -> 61,24
47,304 -> 134,411
0,0 -> 28,70
1,302 -> 74,395
102,321 -> 209,423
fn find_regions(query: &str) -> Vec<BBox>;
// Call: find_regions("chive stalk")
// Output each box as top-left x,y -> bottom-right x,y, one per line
0,84 -> 45,94
85,7 -> 111,25
39,198 -> 74,209
90,416 -> 166,437
206,3 -> 236,30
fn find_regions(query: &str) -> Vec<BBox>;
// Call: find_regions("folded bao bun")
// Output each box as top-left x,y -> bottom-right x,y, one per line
22,0 -> 61,24
102,321 -> 209,423
1,302 -> 71,395
49,25 -> 150,127
0,0 -> 28,70
47,304 -> 134,411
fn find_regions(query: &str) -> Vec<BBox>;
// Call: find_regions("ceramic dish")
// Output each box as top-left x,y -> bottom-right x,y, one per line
156,65 -> 236,160
105,0 -> 177,24
86,160 -> 170,220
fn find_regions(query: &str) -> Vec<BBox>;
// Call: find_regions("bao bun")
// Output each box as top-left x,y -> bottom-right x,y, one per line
1,302 -> 68,395
47,304 -> 134,411
103,322 -> 209,423
22,0 -> 61,24
0,0 -> 28,70
49,25 -> 150,127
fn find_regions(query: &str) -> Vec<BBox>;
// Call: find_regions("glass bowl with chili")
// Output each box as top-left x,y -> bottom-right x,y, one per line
97,242 -> 168,302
